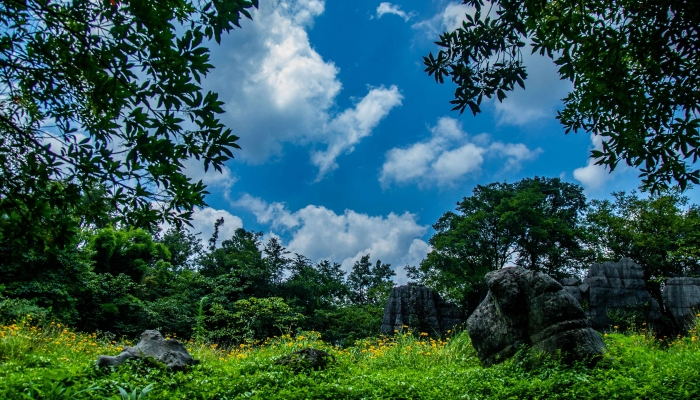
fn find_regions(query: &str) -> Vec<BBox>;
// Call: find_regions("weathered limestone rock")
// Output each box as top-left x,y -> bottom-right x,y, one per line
559,277 -> 583,304
467,267 -> 605,366
275,348 -> 335,371
580,258 -> 661,330
380,284 -> 463,336
663,277 -> 700,328
96,330 -> 199,369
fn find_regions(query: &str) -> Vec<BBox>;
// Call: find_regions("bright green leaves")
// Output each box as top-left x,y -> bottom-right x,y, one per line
424,0 -> 700,193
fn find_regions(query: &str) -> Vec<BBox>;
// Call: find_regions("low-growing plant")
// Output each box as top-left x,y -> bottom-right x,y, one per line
2,316 -> 700,399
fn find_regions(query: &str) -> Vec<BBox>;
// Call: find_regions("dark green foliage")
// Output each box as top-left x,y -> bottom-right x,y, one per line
347,254 -> 394,306
0,0 -> 259,254
424,0 -> 700,192
585,188 -> 700,331
409,177 -> 591,307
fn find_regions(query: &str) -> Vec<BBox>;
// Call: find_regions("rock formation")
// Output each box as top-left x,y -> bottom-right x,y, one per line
663,277 -> 700,329
380,284 -> 463,336
579,258 -> 662,330
96,330 -> 199,369
467,267 -> 605,366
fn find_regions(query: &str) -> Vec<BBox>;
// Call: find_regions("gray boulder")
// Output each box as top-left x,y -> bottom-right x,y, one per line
96,330 -> 199,369
380,284 -> 463,336
580,258 -> 661,330
663,277 -> 700,329
467,267 -> 605,366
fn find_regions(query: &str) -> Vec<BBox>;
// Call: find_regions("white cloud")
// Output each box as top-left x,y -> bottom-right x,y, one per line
311,85 -> 403,180
412,1 -> 490,38
233,193 -> 300,229
234,194 -> 430,283
181,157 -> 237,193
380,117 -> 541,187
205,0 -> 400,177
376,2 -> 415,22
492,44 -> 573,126
190,207 -> 244,246
573,133 -> 616,190
159,207 -> 244,249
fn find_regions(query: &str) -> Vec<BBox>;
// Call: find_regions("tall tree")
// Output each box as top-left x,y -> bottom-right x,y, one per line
0,0 -> 259,253
409,177 -> 590,309
423,0 -> 700,192
348,254 -> 394,306
263,237 -> 291,286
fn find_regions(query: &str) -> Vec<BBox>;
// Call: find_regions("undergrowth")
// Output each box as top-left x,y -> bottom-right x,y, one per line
1,316 -> 700,399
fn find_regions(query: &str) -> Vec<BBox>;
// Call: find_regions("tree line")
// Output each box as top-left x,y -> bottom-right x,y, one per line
0,205 -> 394,346
3,177 -> 699,343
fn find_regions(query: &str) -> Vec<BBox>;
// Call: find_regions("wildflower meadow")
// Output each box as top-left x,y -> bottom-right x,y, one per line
2,315 -> 700,399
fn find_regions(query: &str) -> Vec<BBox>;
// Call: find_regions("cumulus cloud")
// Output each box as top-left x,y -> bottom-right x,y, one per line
234,194 -> 431,282
181,157 -> 237,193
375,2 -> 416,21
159,207 -> 244,250
311,85 -> 403,180
412,1 -> 486,38
380,117 -> 541,187
190,207 -> 244,245
573,133 -> 616,190
205,0 -> 400,177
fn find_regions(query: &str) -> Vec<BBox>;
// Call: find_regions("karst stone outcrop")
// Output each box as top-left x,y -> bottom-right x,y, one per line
467,267 -> 605,366
578,258 -> 662,330
663,277 -> 700,328
96,330 -> 199,369
380,284 -> 463,336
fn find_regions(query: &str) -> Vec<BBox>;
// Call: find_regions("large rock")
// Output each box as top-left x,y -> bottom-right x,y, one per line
580,258 -> 661,330
380,284 -> 463,336
663,277 -> 700,329
96,330 -> 199,369
467,267 -> 605,366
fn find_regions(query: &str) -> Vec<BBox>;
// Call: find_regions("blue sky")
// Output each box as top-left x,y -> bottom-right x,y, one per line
180,0 -> 700,282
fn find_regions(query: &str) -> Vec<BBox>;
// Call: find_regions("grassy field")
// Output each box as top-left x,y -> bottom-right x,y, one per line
1,316 -> 700,399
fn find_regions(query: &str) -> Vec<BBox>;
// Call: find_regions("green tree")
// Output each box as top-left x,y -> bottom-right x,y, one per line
263,237 -> 291,286
347,254 -> 394,306
585,188 -> 700,329
0,0 -> 259,254
424,0 -> 700,192
409,177 -> 590,310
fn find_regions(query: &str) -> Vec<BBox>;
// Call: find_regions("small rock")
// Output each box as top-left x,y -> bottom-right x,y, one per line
96,330 -> 199,369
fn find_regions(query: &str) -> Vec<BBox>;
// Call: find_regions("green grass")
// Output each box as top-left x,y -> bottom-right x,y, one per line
2,317 -> 700,399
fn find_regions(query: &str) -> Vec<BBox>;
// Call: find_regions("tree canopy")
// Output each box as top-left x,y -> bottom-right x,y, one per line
408,177 -> 591,309
424,0 -> 700,193
0,0 -> 258,250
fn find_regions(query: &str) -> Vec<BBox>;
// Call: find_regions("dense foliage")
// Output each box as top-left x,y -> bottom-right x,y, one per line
408,177 -> 592,311
0,0 -> 258,255
424,0 -> 700,193
0,213 -> 393,346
